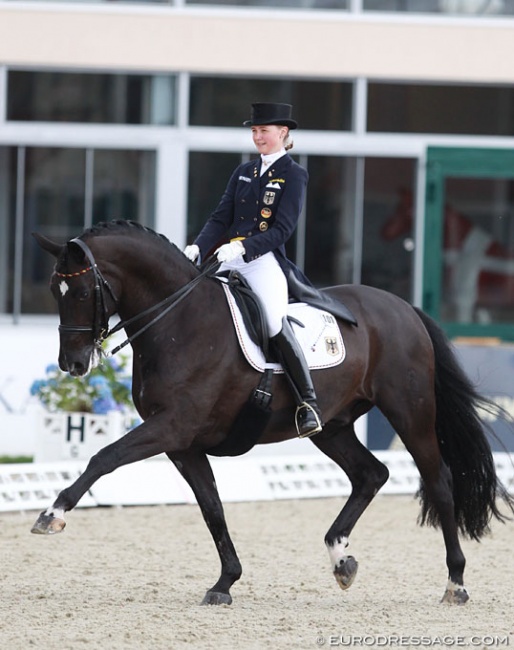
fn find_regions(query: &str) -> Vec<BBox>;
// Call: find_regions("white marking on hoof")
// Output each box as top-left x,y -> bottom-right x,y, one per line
441,579 -> 469,605
45,507 -> 65,521
326,537 -> 358,590
32,508 -> 67,535
327,536 -> 349,571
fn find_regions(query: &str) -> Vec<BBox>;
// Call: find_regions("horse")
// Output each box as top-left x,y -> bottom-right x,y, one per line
31,220 -> 513,606
382,188 -> 514,323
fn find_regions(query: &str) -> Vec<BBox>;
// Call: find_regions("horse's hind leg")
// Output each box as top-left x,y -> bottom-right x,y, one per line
312,423 -> 390,591
168,451 -> 242,606
386,408 -> 468,604
403,435 -> 468,604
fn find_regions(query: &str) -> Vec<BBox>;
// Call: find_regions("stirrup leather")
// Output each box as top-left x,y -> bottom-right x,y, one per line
295,402 -> 323,439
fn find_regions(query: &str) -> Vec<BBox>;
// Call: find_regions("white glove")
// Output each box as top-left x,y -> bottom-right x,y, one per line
216,240 -> 245,264
184,244 -> 200,262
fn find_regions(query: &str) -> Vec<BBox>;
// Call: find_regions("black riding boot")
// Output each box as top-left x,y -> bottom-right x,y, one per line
271,318 -> 323,438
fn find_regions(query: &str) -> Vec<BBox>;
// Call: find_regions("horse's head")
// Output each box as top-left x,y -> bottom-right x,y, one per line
33,232 -> 118,376
381,188 -> 414,241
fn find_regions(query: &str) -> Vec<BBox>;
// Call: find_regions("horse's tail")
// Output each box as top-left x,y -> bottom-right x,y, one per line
413,307 -> 514,540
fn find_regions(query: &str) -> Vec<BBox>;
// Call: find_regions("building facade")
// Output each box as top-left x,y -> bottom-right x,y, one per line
2,0 -> 514,419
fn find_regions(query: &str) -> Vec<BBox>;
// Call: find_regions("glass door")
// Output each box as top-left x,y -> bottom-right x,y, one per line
423,147 -> 514,340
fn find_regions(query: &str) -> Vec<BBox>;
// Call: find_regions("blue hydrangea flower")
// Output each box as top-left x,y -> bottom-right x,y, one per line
30,379 -> 46,395
92,396 -> 118,414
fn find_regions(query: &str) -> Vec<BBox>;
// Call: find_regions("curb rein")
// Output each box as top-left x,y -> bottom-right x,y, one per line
57,237 -> 219,357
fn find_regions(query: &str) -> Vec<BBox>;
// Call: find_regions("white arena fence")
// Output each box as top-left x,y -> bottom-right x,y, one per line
1,451 -> 513,513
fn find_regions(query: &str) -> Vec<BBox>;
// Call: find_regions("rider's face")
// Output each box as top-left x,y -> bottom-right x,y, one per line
251,125 -> 288,156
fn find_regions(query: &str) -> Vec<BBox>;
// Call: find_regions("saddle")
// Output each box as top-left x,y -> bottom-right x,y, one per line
206,271 -> 356,458
223,270 -> 271,357
221,270 -> 358,353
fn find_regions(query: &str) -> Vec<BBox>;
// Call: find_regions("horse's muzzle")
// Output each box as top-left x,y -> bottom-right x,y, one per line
59,347 -> 94,377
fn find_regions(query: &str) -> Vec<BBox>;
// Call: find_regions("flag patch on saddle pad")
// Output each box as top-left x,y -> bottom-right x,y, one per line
222,284 -> 346,373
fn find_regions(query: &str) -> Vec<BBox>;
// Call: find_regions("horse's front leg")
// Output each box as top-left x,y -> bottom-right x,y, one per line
31,415 -> 172,535
168,450 -> 242,606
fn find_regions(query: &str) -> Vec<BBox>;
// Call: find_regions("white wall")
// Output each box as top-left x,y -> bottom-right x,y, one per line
0,321 -> 59,455
0,4 -> 514,83
0,320 -> 60,414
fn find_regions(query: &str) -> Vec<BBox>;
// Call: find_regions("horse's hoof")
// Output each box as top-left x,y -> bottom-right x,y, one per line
441,581 -> 469,605
333,555 -> 359,590
31,511 -> 66,535
200,590 -> 232,606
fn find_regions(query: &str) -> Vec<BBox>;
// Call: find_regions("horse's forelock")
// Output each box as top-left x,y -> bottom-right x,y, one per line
54,246 -> 76,277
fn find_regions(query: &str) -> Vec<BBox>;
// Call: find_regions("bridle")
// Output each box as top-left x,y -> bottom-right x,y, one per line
56,238 -> 118,345
55,237 -> 219,357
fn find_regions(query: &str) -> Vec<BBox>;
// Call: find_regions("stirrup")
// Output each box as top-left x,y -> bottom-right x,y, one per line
295,402 -> 323,439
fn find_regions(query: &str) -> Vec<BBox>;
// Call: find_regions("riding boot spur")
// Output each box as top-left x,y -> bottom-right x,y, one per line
270,318 -> 323,438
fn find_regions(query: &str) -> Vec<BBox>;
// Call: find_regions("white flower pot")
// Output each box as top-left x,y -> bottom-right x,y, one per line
34,411 -> 128,463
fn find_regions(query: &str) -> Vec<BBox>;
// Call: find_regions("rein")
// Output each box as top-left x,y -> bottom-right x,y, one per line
104,257 -> 220,356
57,236 -> 219,357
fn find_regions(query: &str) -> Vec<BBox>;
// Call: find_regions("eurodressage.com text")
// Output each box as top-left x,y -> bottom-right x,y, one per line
315,634 -> 510,647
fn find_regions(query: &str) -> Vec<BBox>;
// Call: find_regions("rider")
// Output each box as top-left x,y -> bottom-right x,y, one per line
184,102 -> 322,438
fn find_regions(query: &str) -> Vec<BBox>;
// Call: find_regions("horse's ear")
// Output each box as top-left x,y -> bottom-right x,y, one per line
32,232 -> 64,259
67,239 -> 88,265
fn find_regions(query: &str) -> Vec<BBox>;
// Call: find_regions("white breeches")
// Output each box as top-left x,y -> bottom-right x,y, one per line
219,252 -> 288,337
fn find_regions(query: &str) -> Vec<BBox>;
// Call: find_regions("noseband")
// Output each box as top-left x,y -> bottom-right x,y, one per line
56,238 -> 118,343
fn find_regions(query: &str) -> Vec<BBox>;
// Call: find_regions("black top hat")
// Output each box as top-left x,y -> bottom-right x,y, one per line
243,102 -> 298,129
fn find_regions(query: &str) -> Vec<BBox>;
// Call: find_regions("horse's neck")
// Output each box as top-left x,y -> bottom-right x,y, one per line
114,248 -> 198,319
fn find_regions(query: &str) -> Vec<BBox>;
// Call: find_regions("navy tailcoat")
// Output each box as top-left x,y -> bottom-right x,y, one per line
194,154 -> 310,283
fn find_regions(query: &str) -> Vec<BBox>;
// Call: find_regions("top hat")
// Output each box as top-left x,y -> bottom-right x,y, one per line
243,102 -> 298,129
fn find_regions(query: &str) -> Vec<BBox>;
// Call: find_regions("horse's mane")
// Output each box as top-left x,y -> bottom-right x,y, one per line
82,220 -> 173,248
55,220 -> 184,275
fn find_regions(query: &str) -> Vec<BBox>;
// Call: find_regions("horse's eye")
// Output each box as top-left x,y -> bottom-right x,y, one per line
78,290 -> 90,302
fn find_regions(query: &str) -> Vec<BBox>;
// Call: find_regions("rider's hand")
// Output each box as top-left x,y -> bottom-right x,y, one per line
216,241 -> 245,264
184,244 -> 200,262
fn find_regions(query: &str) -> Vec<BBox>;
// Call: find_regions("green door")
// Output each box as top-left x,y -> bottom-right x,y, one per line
424,147 -> 514,340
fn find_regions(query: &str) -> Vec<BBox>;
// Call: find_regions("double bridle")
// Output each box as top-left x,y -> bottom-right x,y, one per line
56,238 -> 117,345
55,237 -> 219,357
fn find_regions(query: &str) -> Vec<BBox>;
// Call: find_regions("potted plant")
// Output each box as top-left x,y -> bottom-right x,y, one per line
30,355 -> 137,462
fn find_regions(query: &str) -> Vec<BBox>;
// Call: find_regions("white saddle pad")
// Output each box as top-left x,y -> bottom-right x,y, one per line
222,283 -> 346,374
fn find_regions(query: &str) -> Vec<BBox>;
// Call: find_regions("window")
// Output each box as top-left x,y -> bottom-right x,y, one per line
303,156 -> 357,287
190,77 -> 353,131
363,0 -> 514,15
368,83 -> 514,136
7,71 -> 177,125
1,147 -> 156,316
361,157 -> 416,301
187,151 -> 243,248
187,0 -> 348,7
186,151 -> 416,300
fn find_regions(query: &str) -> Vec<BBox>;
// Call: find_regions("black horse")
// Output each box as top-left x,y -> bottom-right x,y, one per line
32,220 -> 513,606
